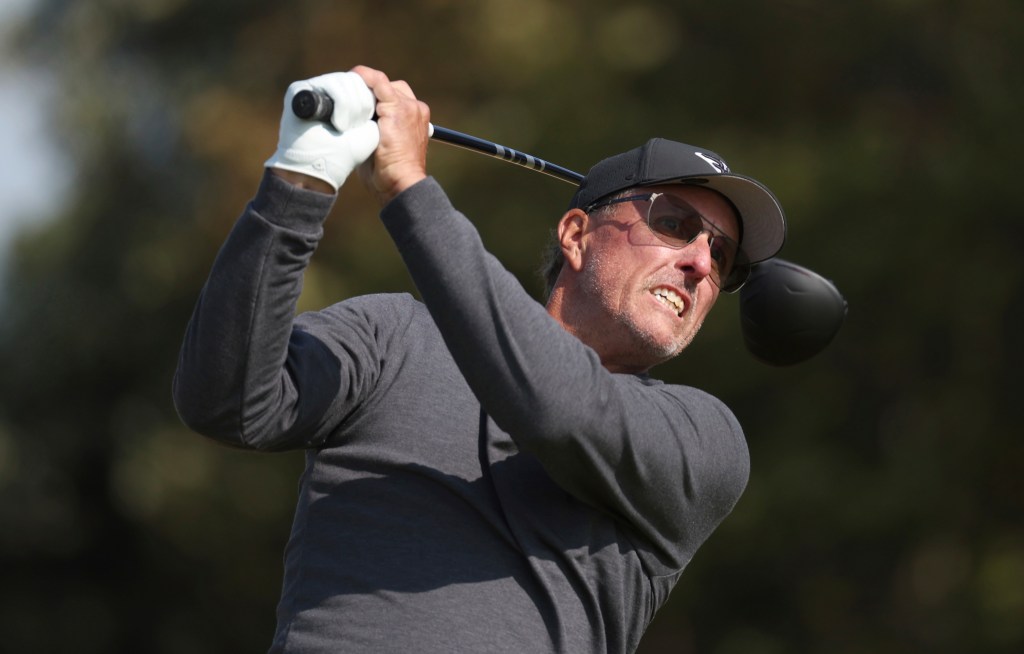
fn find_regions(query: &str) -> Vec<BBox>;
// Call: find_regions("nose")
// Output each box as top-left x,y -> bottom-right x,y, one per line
675,232 -> 715,282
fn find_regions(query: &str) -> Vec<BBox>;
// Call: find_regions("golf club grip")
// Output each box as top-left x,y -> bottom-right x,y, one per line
292,88 -> 334,121
291,88 -> 584,185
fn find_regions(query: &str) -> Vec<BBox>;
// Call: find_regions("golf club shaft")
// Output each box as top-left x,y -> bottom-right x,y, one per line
292,89 -> 584,185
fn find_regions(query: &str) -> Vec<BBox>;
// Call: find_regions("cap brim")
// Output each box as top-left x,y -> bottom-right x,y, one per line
693,174 -> 786,263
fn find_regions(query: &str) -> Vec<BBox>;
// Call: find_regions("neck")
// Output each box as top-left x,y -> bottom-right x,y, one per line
545,287 -> 652,375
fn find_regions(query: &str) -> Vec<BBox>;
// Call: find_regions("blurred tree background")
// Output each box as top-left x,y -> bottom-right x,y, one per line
1,0 -> 1021,652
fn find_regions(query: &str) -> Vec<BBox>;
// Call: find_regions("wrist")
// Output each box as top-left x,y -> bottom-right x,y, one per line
378,171 -> 428,206
269,168 -> 336,195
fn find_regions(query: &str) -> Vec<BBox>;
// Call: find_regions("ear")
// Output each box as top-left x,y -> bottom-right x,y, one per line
557,208 -> 590,272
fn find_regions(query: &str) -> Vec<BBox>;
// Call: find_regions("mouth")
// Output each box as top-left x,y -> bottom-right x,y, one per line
651,286 -> 688,318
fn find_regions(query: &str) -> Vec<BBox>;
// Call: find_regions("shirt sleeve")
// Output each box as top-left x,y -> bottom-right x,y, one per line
379,177 -> 749,563
172,171 -> 380,451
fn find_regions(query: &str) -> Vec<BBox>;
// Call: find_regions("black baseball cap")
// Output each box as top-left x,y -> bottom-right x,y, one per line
569,138 -> 786,263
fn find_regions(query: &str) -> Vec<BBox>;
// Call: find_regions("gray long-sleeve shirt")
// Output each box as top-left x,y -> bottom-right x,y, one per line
173,171 -> 749,654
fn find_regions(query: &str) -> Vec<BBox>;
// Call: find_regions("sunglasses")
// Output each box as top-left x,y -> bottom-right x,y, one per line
586,192 -> 751,293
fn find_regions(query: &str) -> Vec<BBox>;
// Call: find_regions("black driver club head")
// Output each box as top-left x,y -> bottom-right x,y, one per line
740,259 -> 848,366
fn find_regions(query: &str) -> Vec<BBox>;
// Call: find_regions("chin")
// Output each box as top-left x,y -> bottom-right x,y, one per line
631,329 -> 690,364
605,309 -> 697,366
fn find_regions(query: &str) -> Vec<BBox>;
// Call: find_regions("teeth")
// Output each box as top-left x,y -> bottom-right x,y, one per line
653,288 -> 684,316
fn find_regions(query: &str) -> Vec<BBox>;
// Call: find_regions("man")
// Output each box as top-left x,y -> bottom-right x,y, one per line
173,65 -> 785,653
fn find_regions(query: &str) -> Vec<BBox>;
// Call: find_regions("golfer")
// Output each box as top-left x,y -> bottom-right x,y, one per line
173,65 -> 786,654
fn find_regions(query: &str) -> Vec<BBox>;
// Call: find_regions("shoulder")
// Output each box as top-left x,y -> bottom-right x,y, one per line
298,293 -> 431,332
656,380 -> 745,446
630,374 -> 737,416
625,374 -> 749,481
334,292 -> 427,315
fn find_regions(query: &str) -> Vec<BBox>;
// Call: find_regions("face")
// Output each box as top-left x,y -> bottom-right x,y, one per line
554,184 -> 741,373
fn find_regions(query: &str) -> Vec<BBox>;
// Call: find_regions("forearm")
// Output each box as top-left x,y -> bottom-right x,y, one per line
380,178 -> 580,429
172,171 -> 334,448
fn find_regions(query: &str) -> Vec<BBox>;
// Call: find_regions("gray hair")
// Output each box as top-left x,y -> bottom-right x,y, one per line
538,234 -> 564,300
537,189 -> 635,300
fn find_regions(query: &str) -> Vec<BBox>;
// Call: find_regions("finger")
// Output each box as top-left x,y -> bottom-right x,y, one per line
349,65 -> 394,106
374,99 -> 431,134
349,65 -> 408,104
349,65 -> 388,90
389,80 -> 417,100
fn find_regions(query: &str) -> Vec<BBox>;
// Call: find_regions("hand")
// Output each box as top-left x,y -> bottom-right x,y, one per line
264,72 -> 381,192
350,66 -> 431,206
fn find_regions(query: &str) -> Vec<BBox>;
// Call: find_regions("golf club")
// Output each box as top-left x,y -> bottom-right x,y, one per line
292,88 -> 847,366
292,89 -> 584,185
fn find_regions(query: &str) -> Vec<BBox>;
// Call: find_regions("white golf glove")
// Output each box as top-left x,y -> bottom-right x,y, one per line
264,72 -> 380,191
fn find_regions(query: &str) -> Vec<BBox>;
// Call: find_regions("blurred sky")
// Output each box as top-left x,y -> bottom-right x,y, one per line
0,0 -> 71,269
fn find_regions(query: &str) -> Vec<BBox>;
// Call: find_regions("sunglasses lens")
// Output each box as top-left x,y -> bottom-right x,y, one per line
647,194 -> 750,293
647,195 -> 704,243
718,251 -> 751,293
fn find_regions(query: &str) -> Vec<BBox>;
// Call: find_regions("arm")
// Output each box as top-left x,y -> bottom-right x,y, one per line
379,180 -> 749,562
173,71 -> 388,450
172,172 -> 343,450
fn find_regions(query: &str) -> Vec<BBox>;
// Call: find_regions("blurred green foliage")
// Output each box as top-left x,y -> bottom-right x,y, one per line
1,0 -> 1022,652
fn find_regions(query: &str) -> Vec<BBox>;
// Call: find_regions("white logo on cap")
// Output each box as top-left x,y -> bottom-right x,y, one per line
694,151 -> 729,173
